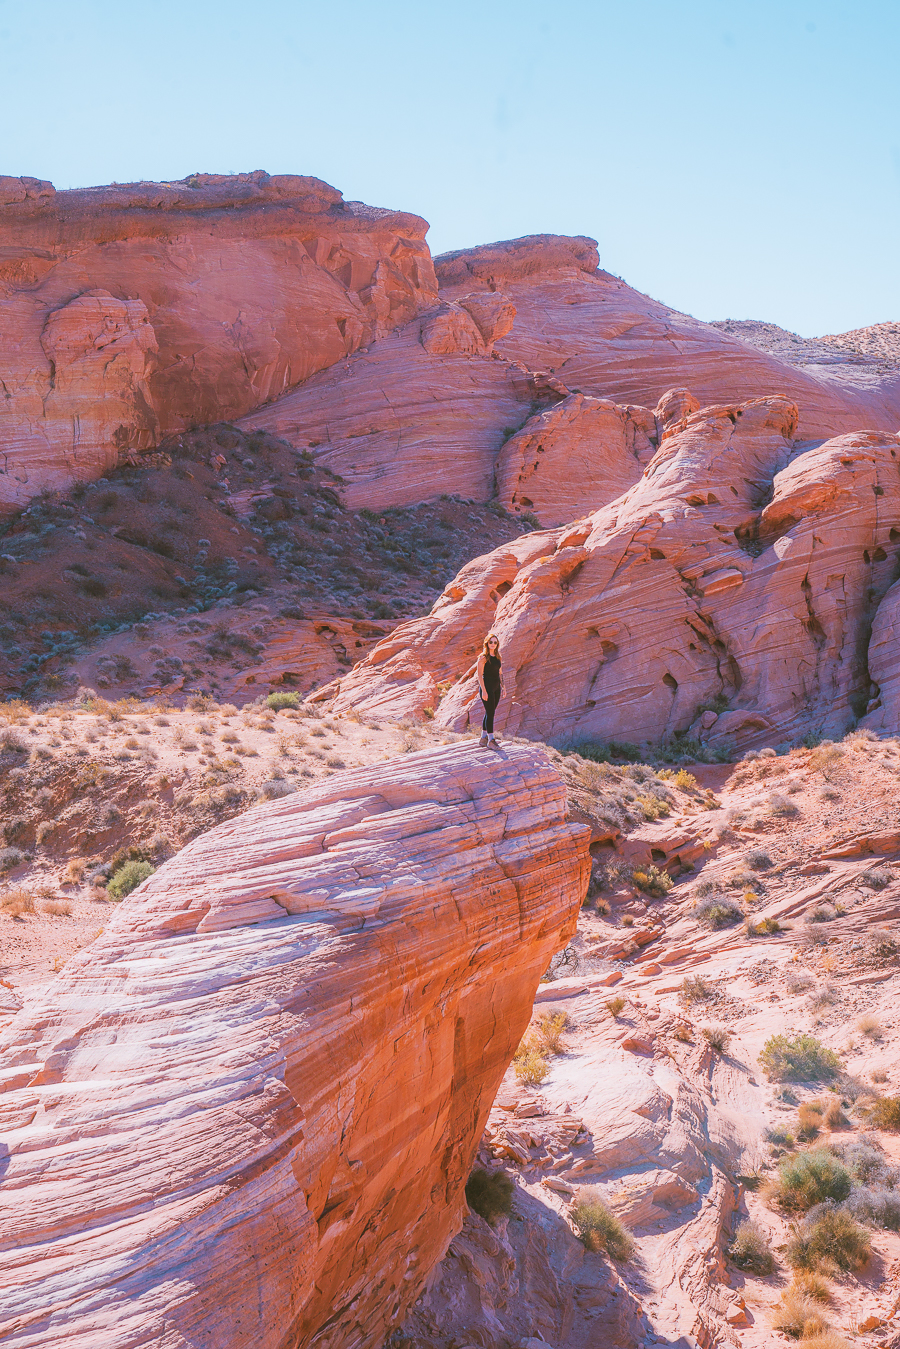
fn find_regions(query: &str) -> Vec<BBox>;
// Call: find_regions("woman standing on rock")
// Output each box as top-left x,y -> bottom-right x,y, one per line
477,633 -> 504,749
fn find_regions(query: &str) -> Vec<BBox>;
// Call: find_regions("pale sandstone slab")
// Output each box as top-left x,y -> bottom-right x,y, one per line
0,742 -> 589,1349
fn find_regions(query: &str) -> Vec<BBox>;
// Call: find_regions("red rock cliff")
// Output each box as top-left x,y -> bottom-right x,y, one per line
0,171 -> 436,510
0,741 -> 589,1349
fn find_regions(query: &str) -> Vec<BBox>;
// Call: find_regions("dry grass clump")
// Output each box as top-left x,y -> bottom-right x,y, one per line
786,1206 -> 871,1274
866,1096 -> 900,1131
858,1014 -> 883,1039
570,1194 -> 634,1261
680,974 -> 713,1004
808,742 -> 845,777
41,898 -> 72,916
746,915 -> 783,937
790,1271 -> 831,1303
0,886 -> 34,917
771,1286 -> 830,1339
605,995 -> 626,1018
745,847 -> 773,870
797,1101 -> 824,1141
702,1025 -> 731,1053
513,1042 -> 549,1086
858,866 -> 892,889
728,1219 -> 774,1273
532,1011 -> 568,1054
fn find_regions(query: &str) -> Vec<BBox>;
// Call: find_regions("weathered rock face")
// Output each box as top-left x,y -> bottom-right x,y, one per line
238,309 -> 563,510
437,235 -> 900,443
0,742 -> 588,1349
496,391 -> 659,526
325,394 -> 900,752
0,171 -> 437,510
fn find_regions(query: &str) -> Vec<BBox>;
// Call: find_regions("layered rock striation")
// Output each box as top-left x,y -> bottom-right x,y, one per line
0,171 -> 436,509
325,392 -> 900,752
0,742 -> 589,1349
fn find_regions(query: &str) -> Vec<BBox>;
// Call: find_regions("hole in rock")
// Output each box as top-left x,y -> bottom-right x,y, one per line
874,485 -> 885,496
650,548 -> 666,560
873,547 -> 888,561
662,673 -> 678,692
864,550 -> 871,564
891,529 -> 900,542
707,492 -> 720,505
495,581 -> 512,596
686,495 -> 706,507
651,848 -> 667,862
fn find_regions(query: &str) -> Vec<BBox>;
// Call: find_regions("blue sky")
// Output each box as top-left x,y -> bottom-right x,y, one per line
1,0 -> 897,335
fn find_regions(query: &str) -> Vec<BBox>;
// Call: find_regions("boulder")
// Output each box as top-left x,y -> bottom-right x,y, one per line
0,742 -> 589,1349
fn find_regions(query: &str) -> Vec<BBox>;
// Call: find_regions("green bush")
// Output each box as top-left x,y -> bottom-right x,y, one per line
632,863 -> 673,897
695,896 -> 744,929
773,1149 -> 851,1212
107,859 -> 156,900
266,691 -> 300,710
759,1033 -> 841,1082
570,1195 -> 634,1261
465,1168 -> 514,1226
729,1219 -> 775,1274
786,1206 -> 871,1274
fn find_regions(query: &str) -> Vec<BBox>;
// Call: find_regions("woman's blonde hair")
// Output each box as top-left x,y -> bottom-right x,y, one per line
482,633 -> 501,659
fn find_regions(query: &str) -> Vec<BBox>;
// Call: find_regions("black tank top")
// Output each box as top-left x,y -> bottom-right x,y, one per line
483,654 -> 502,693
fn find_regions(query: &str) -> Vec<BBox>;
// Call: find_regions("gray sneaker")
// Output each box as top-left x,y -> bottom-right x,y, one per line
488,736 -> 500,749
479,733 -> 489,747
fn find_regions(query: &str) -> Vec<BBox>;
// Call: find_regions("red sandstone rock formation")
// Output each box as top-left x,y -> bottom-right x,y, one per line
438,235 -> 900,442
325,394 -> 900,752
0,171 -> 436,510
0,742 -> 589,1349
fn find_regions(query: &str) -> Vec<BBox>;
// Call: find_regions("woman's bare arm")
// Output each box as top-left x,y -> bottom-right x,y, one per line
476,653 -> 487,698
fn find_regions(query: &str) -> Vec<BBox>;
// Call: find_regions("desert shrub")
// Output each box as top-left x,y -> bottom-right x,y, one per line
107,859 -> 155,900
0,886 -> 34,917
258,779 -> 296,800
808,743 -> 845,777
808,983 -> 840,1010
745,847 -> 773,870
465,1168 -> 514,1226
673,1022 -> 692,1042
513,1040 -> 550,1086
759,1034 -> 841,1082
859,866 -> 892,889
796,1334 -> 852,1349
786,1205 -> 871,1273
728,1219 -> 774,1273
64,858 -> 86,883
772,1287 -> 829,1339
746,916 -> 783,937
867,1096 -> 900,1131
837,1139 -> 896,1185
0,729 -> 26,754
787,973 -> 814,995
632,863 -> 673,897
845,1186 -> 900,1231
695,896 -> 743,929
768,792 -> 799,816
605,995 -> 626,1018
728,867 -> 763,891
702,1025 -> 731,1053
0,846 -> 25,872
532,1011 -> 568,1055
771,1150 -> 851,1212
807,903 -> 842,923
681,975 -> 713,1003
767,1126 -> 796,1149
570,1195 -> 634,1261
266,691 -> 300,710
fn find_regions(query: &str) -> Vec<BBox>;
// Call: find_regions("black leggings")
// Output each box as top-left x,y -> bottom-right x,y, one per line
481,688 -> 500,733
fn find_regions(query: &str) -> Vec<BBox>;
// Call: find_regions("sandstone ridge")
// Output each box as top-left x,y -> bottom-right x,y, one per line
324,391 -> 900,752
0,741 -> 589,1349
